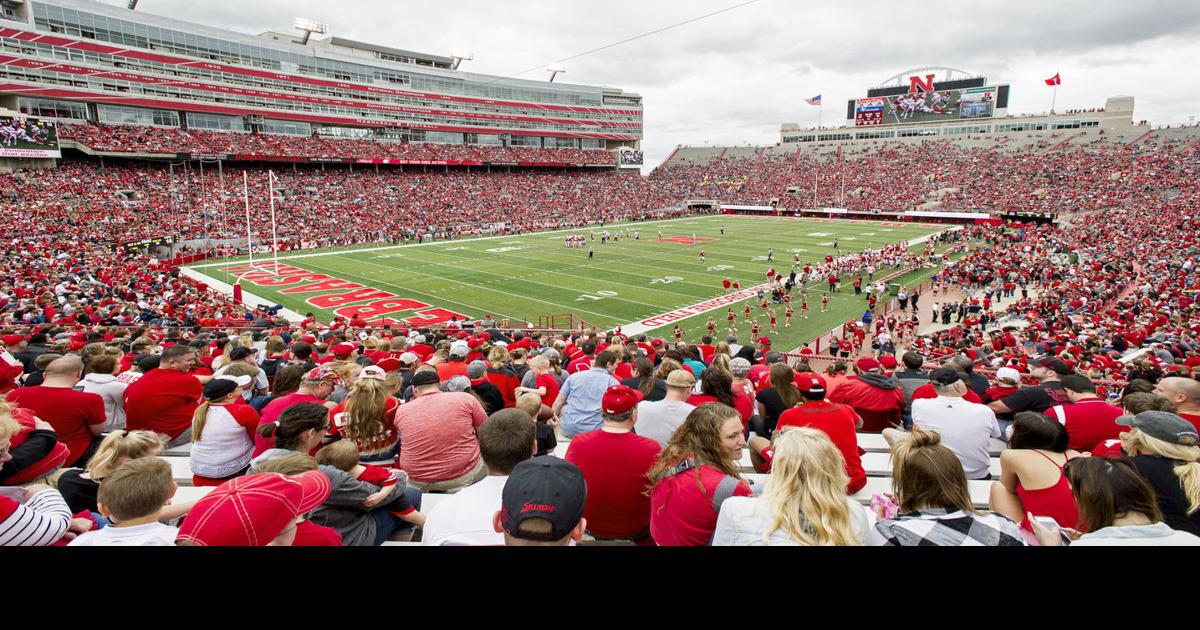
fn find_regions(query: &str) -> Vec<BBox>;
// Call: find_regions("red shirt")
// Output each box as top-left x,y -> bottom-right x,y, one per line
688,393 -> 754,428
775,400 -> 867,494
535,373 -> 561,405
292,520 -> 343,546
328,397 -> 400,454
567,356 -> 595,374
436,361 -> 469,382
123,368 -> 203,440
1046,398 -> 1125,452
650,462 -> 752,546
565,430 -> 661,540
1178,412 -> 1200,435
393,391 -> 488,483
984,385 -> 1019,404
7,386 -> 105,467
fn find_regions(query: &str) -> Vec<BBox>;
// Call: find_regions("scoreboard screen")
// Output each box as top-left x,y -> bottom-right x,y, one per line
0,115 -> 60,158
854,86 -> 998,127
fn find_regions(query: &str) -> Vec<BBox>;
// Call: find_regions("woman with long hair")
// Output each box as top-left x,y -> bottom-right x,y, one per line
989,412 -> 1080,532
648,403 -> 751,546
485,346 -> 519,408
1116,411 -> 1200,536
190,375 -> 261,487
688,368 -> 754,430
713,428 -> 881,546
622,356 -> 666,401
328,366 -> 400,463
755,362 -> 802,438
1032,456 -> 1200,546
875,429 -> 1026,546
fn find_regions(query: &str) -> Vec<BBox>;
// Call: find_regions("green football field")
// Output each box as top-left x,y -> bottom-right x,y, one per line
186,215 -> 948,351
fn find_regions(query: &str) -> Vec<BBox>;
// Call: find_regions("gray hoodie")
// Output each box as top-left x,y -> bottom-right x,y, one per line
252,448 -> 403,547
857,372 -> 899,391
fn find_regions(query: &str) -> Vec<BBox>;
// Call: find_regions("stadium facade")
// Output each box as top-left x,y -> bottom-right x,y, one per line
0,0 -> 643,149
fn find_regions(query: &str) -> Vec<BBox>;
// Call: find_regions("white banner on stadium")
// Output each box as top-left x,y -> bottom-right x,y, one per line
0,147 -> 61,158
720,205 -> 774,212
904,210 -> 992,220
618,283 -> 775,336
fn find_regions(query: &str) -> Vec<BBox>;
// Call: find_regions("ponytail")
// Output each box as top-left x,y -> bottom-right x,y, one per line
192,400 -> 212,443
1175,461 -> 1200,516
261,403 -> 328,451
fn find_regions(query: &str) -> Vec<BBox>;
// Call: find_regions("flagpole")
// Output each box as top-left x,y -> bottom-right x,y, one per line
269,170 -> 279,270
243,170 -> 254,272
1051,84 -> 1058,115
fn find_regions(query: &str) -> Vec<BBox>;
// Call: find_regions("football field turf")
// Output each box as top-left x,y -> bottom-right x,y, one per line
187,215 -> 948,351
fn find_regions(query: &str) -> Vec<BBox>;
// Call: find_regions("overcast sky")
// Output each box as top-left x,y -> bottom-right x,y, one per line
119,0 -> 1200,171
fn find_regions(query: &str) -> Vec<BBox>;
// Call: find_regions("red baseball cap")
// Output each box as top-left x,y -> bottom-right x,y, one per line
856,357 -> 882,372
3,334 -> 24,346
795,372 -> 827,394
602,385 -> 643,415
756,337 -> 772,346
376,357 -> 401,373
331,343 -> 356,358
651,339 -> 664,348
176,471 -> 331,546
879,355 -> 898,369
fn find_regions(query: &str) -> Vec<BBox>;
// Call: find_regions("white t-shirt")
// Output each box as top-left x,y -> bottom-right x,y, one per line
912,395 -> 1000,480
712,495 -> 884,546
68,522 -> 179,546
1070,523 -> 1200,547
420,475 -> 507,546
635,400 -> 696,448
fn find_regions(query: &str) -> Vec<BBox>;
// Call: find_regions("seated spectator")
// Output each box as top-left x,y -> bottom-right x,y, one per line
565,385 -> 660,544
56,429 -> 168,516
753,372 -> 866,493
889,367 -> 1001,480
635,368 -> 696,448
514,392 -> 557,457
467,360 -> 504,414
689,368 -> 754,431
315,441 -> 424,533
0,403 -> 69,486
392,370 -> 488,492
251,363 -> 305,412
0,481 -> 73,547
68,457 -> 178,546
176,468 -> 332,546
894,351 -> 929,429
75,354 -> 127,431
713,427 -> 882,546
647,403 -> 752,546
1154,377 -> 1200,432
828,358 -> 903,433
1116,411 -> 1200,536
553,349 -> 620,438
1046,374 -> 1124,452
989,412 -> 1080,532
493,456 -> 587,547
422,409 -> 536,546
7,357 -> 106,467
754,362 -> 802,438
190,375 -> 260,487
254,365 -> 340,457
1031,457 -> 1200,547
124,345 -> 207,447
988,355 -> 1072,417
250,454 -> 343,546
622,356 -> 667,402
254,403 -> 420,546
874,429 -> 1026,546
328,365 -> 400,463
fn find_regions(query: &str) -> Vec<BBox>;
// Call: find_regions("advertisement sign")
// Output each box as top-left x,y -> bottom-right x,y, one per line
0,115 -> 60,158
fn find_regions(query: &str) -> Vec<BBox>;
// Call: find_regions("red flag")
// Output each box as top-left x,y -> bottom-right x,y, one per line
1045,73 -> 1061,86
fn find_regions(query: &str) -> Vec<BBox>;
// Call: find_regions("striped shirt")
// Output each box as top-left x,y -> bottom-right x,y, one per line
0,490 -> 72,546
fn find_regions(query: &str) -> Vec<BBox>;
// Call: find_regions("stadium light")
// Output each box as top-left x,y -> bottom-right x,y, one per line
546,64 -> 567,83
450,50 -> 475,71
294,17 -> 328,45
127,0 -> 139,9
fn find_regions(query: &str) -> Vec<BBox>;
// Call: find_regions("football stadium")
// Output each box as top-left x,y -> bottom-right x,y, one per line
1,0 -> 1199,550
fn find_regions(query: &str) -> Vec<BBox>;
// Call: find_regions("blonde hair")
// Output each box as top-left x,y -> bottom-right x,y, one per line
0,405 -> 21,442
708,354 -> 731,376
488,346 -> 509,367
762,428 -> 860,546
1123,428 -> 1200,515
890,428 -> 977,514
341,377 -> 392,451
85,430 -> 168,479
515,392 -> 542,418
715,341 -> 731,358
314,440 -> 360,472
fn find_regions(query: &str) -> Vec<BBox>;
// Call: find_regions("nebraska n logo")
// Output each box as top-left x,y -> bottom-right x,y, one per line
908,74 -> 935,93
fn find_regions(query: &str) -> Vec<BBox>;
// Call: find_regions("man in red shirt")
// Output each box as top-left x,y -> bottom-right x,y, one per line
565,385 -> 660,544
1154,377 -> 1200,433
123,345 -> 207,447
827,358 -> 904,433
567,341 -> 597,374
7,357 -> 105,467
1045,374 -> 1124,452
750,373 -> 867,494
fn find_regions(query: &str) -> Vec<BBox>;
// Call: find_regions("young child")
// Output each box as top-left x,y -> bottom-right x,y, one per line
515,391 -> 558,457
315,440 -> 424,529
68,457 -> 178,546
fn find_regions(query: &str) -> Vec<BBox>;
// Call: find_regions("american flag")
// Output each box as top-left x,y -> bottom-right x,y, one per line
804,95 -> 822,106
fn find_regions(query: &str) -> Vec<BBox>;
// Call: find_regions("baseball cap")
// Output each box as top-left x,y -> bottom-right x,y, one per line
602,385 -> 643,415
756,337 -> 772,346
540,348 -> 561,362
302,365 -> 340,383
358,365 -> 386,381
1030,355 -> 1072,375
499,457 -> 587,542
176,471 -> 331,546
929,367 -> 961,386
411,370 -> 441,387
666,369 -> 696,388
467,360 -> 488,379
444,375 -> 471,393
449,345 -> 470,359
729,357 -> 752,378
996,367 -> 1021,384
855,357 -> 882,372
203,374 -> 251,400
795,372 -> 827,394
2,334 -> 23,346
764,351 -> 783,364
1117,411 -> 1200,446
879,355 -> 898,369
331,343 -> 356,358
376,358 -> 401,373
398,352 -> 420,366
